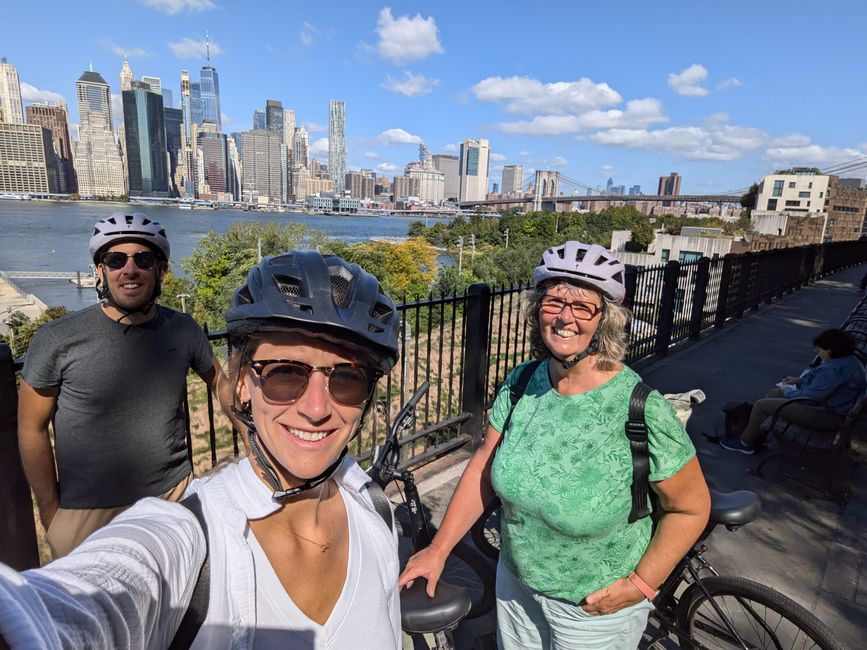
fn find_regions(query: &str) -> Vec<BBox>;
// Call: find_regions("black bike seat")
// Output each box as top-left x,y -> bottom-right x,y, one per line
400,579 -> 472,634
708,489 -> 761,527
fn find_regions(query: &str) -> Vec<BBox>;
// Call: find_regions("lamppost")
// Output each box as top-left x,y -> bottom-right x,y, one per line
176,293 -> 191,313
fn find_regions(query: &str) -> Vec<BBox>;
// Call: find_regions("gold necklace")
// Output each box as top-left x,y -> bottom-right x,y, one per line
286,483 -> 335,553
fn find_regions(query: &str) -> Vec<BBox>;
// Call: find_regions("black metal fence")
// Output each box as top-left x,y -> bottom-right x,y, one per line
2,240 -> 866,568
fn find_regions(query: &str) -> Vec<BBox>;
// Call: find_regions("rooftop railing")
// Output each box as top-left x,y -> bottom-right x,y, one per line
2,239 -> 866,568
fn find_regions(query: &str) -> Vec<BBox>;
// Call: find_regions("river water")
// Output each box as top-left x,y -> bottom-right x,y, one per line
0,201 -> 446,311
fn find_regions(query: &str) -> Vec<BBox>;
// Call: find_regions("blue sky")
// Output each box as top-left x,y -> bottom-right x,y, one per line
5,0 -> 867,195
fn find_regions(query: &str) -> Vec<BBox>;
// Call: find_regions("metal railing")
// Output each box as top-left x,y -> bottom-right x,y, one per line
2,239 -> 866,568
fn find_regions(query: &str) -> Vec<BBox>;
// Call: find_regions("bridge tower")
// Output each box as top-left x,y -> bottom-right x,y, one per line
533,170 -> 560,212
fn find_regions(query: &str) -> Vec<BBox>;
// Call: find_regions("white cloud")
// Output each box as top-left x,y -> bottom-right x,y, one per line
717,76 -> 743,90
305,121 -> 326,132
668,64 -> 709,97
765,135 -> 866,165
300,21 -> 317,46
549,156 -> 568,167
381,71 -> 439,97
498,98 -> 667,135
140,0 -> 215,14
375,7 -> 444,64
519,150 -> 529,156
601,164 -> 614,172
168,36 -> 223,60
310,138 -> 329,157
364,151 -> 380,159
375,128 -> 424,145
591,122 -> 767,161
490,153 -> 506,162
472,75 -> 621,115
20,83 -> 65,105
99,39 -> 151,58
443,143 -> 458,152
376,162 -> 399,172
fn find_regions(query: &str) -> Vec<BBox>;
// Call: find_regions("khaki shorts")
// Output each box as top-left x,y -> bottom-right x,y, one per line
46,473 -> 192,560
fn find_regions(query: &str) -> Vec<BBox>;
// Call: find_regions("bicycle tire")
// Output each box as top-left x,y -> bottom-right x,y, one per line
676,575 -> 848,650
471,498 -> 501,562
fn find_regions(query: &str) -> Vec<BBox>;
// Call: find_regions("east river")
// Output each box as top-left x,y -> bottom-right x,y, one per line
0,201 -> 447,311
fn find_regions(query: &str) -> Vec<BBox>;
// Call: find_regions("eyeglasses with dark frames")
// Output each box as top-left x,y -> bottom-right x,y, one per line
539,295 -> 602,321
101,251 -> 158,270
244,357 -> 380,407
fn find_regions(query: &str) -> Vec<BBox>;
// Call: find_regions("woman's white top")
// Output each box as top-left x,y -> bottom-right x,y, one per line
0,457 -> 401,649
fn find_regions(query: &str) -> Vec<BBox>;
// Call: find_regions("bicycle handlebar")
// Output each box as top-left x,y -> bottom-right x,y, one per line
369,382 -> 430,486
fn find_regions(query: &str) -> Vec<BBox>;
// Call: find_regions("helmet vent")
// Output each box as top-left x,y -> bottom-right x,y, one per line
575,249 -> 587,262
274,275 -> 303,297
613,271 -> 624,284
371,302 -> 393,324
237,285 -> 253,305
328,265 -> 354,308
368,323 -> 384,333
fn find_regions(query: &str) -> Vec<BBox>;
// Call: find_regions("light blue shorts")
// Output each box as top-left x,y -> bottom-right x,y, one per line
496,560 -> 653,650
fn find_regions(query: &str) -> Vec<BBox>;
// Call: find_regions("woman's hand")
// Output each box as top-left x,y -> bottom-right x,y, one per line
399,543 -> 449,597
581,577 -> 646,615
782,376 -> 800,385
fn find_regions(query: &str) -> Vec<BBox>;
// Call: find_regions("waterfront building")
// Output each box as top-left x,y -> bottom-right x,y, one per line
306,177 -> 333,195
26,103 -> 77,193
658,171 -> 681,206
240,129 -> 281,203
0,123 -> 59,193
459,138 -> 490,203
419,143 -> 430,164
0,58 -> 24,125
200,65 -> 220,130
405,161 -> 444,203
179,70 -> 194,196
432,154 -> 459,202
227,134 -> 241,200
375,176 -> 390,195
73,68 -> 125,197
141,75 -> 161,95
265,99 -> 283,139
293,126 -> 309,169
328,99 -> 346,192
162,88 -> 174,109
501,164 -> 523,195
283,109 -> 295,149
122,82 -> 169,197
198,132 -> 230,200
253,108 -> 266,130
164,106 -> 183,197
119,56 -> 134,92
345,169 -> 375,200
304,193 -> 360,214
190,81 -> 204,128
393,175 -> 420,200
292,164 -> 309,202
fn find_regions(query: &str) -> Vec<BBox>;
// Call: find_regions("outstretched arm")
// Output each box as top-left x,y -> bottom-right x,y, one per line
17,381 -> 60,530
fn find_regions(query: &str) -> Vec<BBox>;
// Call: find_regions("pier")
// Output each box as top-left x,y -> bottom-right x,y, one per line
0,273 -> 47,333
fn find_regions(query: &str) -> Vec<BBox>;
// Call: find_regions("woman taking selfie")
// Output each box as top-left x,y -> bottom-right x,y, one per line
0,251 -> 402,649
400,241 -> 711,650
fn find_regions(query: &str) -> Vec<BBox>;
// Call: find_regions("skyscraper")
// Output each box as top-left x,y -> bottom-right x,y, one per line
141,75 -> 162,95
198,132 -> 230,199
164,106 -> 183,197
73,68 -> 125,197
253,109 -> 266,130
0,123 -> 59,193
458,138 -> 490,202
26,103 -> 77,193
0,58 -> 24,125
328,99 -> 346,192
293,126 -> 309,168
501,164 -> 523,195
119,56 -> 134,92
190,81 -> 204,128
265,100 -> 283,140
432,154 -> 459,201
162,88 -> 174,109
179,69 -> 194,196
283,109 -> 295,148
122,81 -> 169,197
658,171 -> 681,206
241,129 -> 282,203
418,143 -> 430,164
200,66 -> 220,129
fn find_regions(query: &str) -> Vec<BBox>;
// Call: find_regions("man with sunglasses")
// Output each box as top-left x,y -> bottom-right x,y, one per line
18,211 -> 230,558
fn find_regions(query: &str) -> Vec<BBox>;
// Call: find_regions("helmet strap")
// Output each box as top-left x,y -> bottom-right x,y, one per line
556,302 -> 606,370
95,264 -> 163,324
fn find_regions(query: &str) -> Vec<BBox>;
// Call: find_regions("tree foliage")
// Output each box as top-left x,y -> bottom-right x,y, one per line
2,307 -> 68,357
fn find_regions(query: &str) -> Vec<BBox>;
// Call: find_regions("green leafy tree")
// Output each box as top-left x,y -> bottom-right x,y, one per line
3,307 -> 68,357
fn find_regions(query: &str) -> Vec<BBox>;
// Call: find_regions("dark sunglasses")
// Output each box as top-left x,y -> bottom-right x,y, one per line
245,357 -> 380,407
101,251 -> 158,270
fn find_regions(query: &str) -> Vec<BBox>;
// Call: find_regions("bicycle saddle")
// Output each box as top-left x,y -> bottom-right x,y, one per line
708,489 -> 761,527
400,579 -> 472,634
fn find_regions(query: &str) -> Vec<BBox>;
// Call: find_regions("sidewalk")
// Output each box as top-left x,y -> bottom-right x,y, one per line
415,264 -> 867,649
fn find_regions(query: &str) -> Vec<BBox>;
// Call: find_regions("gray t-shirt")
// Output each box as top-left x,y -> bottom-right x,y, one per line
22,304 -> 214,509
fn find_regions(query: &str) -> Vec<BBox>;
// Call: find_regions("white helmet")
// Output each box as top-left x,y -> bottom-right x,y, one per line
532,241 -> 626,303
89,212 -> 171,264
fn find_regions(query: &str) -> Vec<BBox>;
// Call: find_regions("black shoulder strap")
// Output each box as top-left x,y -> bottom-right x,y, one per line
169,494 -> 211,650
626,382 -> 654,524
366,479 -> 394,532
500,360 -> 543,437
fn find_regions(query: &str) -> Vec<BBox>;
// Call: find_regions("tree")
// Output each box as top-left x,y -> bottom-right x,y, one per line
629,218 -> 655,251
740,183 -> 759,211
3,307 -> 68,357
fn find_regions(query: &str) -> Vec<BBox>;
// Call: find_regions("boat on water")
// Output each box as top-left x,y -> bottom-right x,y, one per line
0,193 -> 31,200
178,199 -> 215,210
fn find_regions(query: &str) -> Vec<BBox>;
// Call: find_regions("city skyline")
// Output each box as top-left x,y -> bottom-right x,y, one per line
3,0 -> 867,195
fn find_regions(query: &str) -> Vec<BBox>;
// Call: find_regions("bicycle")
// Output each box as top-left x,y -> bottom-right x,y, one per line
369,382 -> 496,650
472,491 -> 849,650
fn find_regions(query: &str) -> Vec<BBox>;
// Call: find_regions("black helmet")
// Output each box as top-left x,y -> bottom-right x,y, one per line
226,251 -> 400,372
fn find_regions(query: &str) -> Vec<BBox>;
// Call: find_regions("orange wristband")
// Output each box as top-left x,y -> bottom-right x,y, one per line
627,571 -> 658,601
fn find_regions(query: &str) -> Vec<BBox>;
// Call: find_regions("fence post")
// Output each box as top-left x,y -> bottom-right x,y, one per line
654,261 -> 680,358
714,254 -> 734,329
0,343 -> 40,570
624,264 -> 637,312
688,257 -> 710,340
735,253 -> 750,319
460,283 -> 491,449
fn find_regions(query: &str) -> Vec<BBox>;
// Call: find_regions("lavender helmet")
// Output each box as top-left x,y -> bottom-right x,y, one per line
89,212 -> 170,264
532,241 -> 626,303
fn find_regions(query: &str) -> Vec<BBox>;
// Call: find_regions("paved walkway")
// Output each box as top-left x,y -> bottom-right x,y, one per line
0,274 -> 46,334
412,264 -> 867,649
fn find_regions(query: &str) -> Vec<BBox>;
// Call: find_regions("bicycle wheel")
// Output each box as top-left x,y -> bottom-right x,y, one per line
676,575 -> 848,650
438,538 -> 496,620
471,498 -> 501,562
